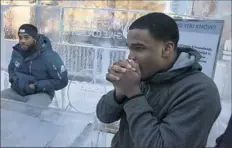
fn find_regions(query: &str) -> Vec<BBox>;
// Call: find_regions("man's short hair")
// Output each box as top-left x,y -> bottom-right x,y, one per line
129,13 -> 179,47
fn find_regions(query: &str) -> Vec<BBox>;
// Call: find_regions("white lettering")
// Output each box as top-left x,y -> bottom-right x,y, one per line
66,18 -> 125,40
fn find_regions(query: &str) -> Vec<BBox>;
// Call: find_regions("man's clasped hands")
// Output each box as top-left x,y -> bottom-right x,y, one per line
106,59 -> 142,103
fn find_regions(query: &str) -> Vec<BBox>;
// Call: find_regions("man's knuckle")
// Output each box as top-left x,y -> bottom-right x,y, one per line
106,74 -> 111,81
106,73 -> 113,79
108,67 -> 111,72
108,68 -> 113,73
111,64 -> 116,68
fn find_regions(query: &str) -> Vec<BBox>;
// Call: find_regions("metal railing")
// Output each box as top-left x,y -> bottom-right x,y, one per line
52,43 -> 128,82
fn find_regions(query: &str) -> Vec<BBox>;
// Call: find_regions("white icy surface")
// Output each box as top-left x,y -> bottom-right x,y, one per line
1,99 -> 98,147
1,60 -> 231,147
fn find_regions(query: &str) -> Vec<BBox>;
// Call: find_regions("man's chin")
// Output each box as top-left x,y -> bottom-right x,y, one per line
141,74 -> 154,81
21,46 -> 28,51
141,76 -> 147,81
140,72 -> 147,81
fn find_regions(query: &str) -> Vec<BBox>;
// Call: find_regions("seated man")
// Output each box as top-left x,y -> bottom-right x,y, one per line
96,13 -> 221,147
1,24 -> 68,107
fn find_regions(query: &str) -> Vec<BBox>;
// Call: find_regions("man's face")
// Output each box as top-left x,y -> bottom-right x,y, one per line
127,29 -> 174,80
18,33 -> 35,51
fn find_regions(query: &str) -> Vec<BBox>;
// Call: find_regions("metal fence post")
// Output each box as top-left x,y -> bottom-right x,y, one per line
59,7 -> 64,43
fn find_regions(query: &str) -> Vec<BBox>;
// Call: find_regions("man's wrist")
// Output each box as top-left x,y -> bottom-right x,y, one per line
114,90 -> 126,104
125,86 -> 142,98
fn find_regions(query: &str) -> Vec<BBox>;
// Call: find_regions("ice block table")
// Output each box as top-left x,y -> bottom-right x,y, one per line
1,98 -> 106,147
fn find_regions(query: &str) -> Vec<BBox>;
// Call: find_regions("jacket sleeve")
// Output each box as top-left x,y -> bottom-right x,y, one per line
96,90 -> 125,124
35,51 -> 68,92
8,52 -> 17,83
123,83 -> 221,148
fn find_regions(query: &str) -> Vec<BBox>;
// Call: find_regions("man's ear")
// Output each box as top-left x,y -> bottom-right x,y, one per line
162,41 -> 175,58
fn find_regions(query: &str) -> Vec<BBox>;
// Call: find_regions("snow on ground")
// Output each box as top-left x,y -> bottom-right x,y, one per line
1,60 -> 231,147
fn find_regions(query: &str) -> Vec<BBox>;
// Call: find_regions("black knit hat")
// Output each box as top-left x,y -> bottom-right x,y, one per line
18,24 -> 38,40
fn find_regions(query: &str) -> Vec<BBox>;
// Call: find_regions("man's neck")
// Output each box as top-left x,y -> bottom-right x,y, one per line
164,51 -> 179,72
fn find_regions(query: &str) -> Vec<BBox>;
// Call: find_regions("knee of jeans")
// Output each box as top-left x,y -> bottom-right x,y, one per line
1,89 -> 27,102
1,89 -> 15,98
25,93 -> 51,106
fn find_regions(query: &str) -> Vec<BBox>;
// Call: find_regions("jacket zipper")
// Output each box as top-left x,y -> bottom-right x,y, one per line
29,60 -> 33,75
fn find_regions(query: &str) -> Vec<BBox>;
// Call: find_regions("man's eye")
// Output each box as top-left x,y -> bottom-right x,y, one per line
134,46 -> 144,50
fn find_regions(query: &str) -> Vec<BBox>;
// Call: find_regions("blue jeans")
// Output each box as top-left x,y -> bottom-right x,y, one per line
1,88 -> 51,107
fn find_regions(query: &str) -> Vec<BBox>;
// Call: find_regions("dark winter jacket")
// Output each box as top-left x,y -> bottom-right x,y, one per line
215,114 -> 232,148
96,47 -> 221,148
8,34 -> 68,99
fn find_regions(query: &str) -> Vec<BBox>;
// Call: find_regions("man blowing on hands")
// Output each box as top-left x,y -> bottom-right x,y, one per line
1,24 -> 68,107
96,13 -> 221,148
